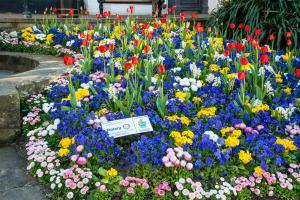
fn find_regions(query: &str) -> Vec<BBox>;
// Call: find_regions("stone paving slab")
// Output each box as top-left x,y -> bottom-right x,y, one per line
0,146 -> 47,200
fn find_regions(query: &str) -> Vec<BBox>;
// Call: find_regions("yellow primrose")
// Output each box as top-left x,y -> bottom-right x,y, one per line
167,115 -> 179,121
75,88 -> 90,99
197,107 -> 217,118
225,136 -> 240,147
284,87 -> 291,95
254,166 -> 263,175
60,138 -> 72,148
180,116 -> 191,126
231,129 -> 242,137
175,91 -> 188,101
107,168 -> 118,176
276,138 -> 297,151
251,104 -> 270,113
221,127 -> 231,136
238,150 -> 252,164
275,74 -> 283,84
58,148 -> 70,157
182,130 -> 194,138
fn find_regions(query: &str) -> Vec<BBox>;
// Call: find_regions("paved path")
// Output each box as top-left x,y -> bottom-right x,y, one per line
0,146 -> 47,200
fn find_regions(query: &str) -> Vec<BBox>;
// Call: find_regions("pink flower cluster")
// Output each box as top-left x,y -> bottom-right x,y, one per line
23,106 -> 41,126
52,75 -> 68,86
26,94 -> 44,104
234,123 -> 262,134
63,165 -> 92,196
154,181 -> 171,196
26,137 -> 60,176
95,182 -> 108,192
119,176 -> 149,194
234,164 -> 300,197
162,147 -> 193,170
285,124 -> 300,138
89,71 -> 106,82
70,145 -> 92,166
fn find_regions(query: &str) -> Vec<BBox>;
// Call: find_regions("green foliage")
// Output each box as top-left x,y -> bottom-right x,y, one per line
212,0 -> 300,48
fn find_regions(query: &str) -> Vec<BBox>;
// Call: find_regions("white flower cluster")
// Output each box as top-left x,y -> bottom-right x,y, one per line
174,177 -> 237,200
108,84 -> 119,101
264,80 -> 274,96
275,105 -> 296,120
203,131 -> 221,146
174,76 -> 203,92
189,63 -> 202,78
206,73 -> 221,86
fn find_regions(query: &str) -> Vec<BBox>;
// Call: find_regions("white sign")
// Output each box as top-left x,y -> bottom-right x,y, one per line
101,116 -> 153,138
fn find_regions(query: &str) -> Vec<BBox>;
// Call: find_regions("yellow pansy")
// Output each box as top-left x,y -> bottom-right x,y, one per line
284,87 -> 291,95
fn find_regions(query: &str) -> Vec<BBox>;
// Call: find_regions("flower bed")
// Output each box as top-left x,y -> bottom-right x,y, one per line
1,9 -> 300,200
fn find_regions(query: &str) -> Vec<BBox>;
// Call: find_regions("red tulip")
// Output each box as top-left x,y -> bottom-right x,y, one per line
254,29 -> 262,36
171,5 -> 176,11
143,45 -> 151,53
103,11 -> 110,17
260,54 -> 269,64
247,35 -> 253,41
129,5 -> 134,13
82,40 -> 88,46
269,34 -> 275,41
180,14 -> 185,22
57,14 -> 63,18
52,7 -> 57,13
69,9 -> 74,16
286,32 -> 292,38
287,39 -> 292,46
237,72 -> 247,80
133,39 -> 139,46
158,65 -> 166,73
237,43 -> 244,51
261,45 -> 268,53
167,7 -> 172,13
295,68 -> 300,77
238,23 -> 244,29
229,23 -> 235,29
64,56 -> 74,65
147,32 -> 153,39
142,23 -> 149,29
251,39 -> 259,49
223,50 -> 230,57
87,34 -> 92,41
96,13 -> 102,18
108,43 -> 114,50
244,25 -> 250,32
124,62 -> 132,70
240,57 -> 249,65
190,12 -> 196,19
160,17 -> 166,23
195,26 -> 204,33
83,10 -> 89,15
153,22 -> 159,29
99,45 -> 107,53
131,56 -> 139,65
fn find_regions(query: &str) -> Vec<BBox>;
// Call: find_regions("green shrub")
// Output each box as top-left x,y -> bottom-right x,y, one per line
211,0 -> 300,48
